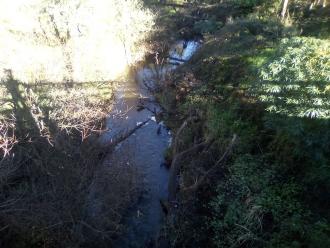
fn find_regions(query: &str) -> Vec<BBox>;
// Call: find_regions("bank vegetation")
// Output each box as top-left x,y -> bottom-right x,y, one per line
150,0 -> 330,247
0,0 -> 154,247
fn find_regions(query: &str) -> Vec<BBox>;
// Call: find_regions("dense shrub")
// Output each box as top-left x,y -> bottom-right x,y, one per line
232,0 -> 263,8
207,36 -> 330,248
255,37 -> 330,119
193,17 -> 224,34
162,13 -> 330,247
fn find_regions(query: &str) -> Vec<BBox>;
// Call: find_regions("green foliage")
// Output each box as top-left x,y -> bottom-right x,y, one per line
206,104 -> 258,153
210,153 -> 330,248
209,155 -> 267,248
193,17 -> 223,34
205,34 -> 330,248
254,37 -> 330,119
232,0 -> 262,8
155,2 -> 330,248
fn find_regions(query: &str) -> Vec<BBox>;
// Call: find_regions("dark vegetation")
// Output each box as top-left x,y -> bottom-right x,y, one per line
0,74 -> 145,246
0,74 -> 116,247
1,0 -> 329,247
0,1 -> 155,246
146,0 -> 330,247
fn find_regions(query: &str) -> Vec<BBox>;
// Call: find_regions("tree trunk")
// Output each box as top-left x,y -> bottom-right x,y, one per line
281,0 -> 290,21
63,45 -> 74,88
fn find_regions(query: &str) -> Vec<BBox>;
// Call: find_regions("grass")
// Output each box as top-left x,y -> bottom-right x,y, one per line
1,78 -> 114,140
35,81 -> 114,133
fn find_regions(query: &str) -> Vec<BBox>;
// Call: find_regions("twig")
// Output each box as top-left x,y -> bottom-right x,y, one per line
109,118 -> 151,148
183,134 -> 237,192
79,220 -> 117,234
172,116 -> 198,154
168,141 -> 209,203
168,56 -> 188,63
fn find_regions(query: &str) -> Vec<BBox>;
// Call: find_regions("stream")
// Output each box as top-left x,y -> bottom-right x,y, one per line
89,40 -> 199,247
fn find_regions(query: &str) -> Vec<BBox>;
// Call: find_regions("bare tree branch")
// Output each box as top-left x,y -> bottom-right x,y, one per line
183,134 -> 237,193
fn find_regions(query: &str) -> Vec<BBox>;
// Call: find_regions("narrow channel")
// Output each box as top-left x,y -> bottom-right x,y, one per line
90,40 -> 199,247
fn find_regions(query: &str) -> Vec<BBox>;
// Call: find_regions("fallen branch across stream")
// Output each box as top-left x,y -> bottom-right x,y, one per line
168,56 -> 188,63
109,118 -> 151,147
97,118 -> 151,160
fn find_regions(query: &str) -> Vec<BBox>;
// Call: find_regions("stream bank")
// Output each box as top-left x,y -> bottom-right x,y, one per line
85,40 -> 199,248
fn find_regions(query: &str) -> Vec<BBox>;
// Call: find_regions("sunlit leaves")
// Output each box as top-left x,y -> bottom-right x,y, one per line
254,37 -> 330,119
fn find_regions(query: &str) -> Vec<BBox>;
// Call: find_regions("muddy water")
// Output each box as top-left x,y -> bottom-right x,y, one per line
99,41 -> 199,247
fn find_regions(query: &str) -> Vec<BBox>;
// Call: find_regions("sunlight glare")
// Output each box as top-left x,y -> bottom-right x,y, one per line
0,0 -> 154,83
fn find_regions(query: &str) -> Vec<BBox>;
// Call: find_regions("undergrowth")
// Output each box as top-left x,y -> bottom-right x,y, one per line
157,2 -> 330,247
